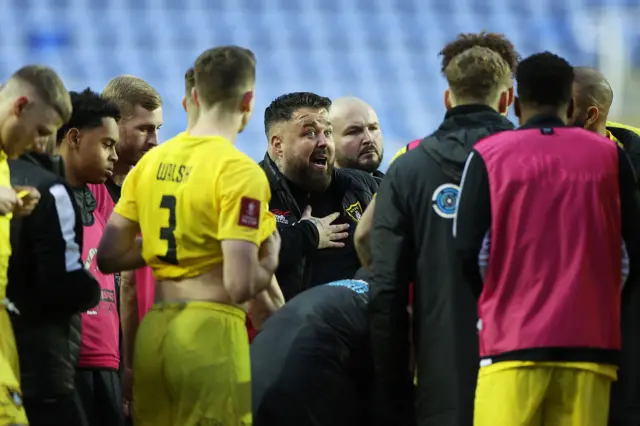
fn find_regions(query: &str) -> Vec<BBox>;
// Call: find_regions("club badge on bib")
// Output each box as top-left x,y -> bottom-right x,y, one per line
346,201 -> 363,222
238,197 -> 260,229
432,183 -> 460,219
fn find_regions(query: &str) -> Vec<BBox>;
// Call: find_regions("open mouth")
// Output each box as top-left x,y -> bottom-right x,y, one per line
310,155 -> 328,169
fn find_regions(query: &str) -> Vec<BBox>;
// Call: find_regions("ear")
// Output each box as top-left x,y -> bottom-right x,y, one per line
12,96 -> 29,117
585,105 -> 599,127
67,128 -> 80,150
514,97 -> 521,120
241,91 -> 253,113
191,87 -> 200,108
498,91 -> 509,115
566,98 -> 575,122
507,87 -> 514,107
444,89 -> 453,111
270,134 -> 283,158
181,96 -> 187,112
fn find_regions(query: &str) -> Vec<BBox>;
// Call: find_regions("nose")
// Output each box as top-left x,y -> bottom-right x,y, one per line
146,130 -> 159,147
110,148 -> 119,163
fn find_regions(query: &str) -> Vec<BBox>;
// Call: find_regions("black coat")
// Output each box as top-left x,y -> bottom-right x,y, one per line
260,155 -> 377,300
368,105 -> 514,426
608,124 -> 640,425
7,153 -> 100,397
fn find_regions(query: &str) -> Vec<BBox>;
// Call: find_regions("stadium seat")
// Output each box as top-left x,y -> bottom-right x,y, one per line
0,0 -> 633,168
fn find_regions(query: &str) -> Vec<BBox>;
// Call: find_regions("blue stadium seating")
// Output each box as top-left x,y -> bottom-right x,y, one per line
1,0 -> 637,169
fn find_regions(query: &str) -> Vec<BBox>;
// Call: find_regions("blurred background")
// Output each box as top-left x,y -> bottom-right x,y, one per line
1,0 -> 639,170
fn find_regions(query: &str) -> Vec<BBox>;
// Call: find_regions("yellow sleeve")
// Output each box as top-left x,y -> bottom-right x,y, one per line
217,160 -> 276,245
113,166 -> 140,222
389,146 -> 408,166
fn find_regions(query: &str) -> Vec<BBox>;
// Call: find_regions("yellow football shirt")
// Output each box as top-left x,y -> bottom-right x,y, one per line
0,151 -> 11,299
114,133 -> 276,280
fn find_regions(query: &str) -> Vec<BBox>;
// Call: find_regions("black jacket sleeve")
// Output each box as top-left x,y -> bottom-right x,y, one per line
618,146 -> 640,295
453,151 -> 492,299
29,182 -> 100,316
368,162 -> 415,426
277,220 -> 319,269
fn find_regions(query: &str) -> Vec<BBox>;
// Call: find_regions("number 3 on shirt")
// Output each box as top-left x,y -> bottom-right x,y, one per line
158,195 -> 178,265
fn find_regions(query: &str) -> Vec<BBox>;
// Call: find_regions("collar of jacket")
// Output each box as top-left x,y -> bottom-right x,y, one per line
20,153 -> 66,179
518,114 -> 566,130
372,169 -> 385,183
444,104 -> 497,120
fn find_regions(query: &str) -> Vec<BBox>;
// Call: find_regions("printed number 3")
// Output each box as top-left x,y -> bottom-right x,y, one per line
158,195 -> 178,265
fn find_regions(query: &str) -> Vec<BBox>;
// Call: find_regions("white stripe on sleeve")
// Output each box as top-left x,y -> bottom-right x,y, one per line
49,184 -> 82,272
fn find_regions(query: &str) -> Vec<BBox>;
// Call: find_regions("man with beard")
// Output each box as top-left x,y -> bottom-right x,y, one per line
57,89 -> 123,426
261,92 -> 378,301
95,76 -> 162,421
570,67 -> 640,426
331,96 -> 385,183
368,45 -> 516,426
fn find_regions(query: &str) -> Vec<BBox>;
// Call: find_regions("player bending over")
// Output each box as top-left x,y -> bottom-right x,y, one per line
96,46 -> 284,426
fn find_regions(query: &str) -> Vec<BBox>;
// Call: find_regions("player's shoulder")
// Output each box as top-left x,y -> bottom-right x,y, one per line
336,168 -> 378,193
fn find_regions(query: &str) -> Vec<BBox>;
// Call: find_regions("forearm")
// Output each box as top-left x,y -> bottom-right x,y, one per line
99,237 -> 145,273
251,256 -> 278,296
120,271 -> 139,369
355,199 -> 375,268
248,276 -> 284,330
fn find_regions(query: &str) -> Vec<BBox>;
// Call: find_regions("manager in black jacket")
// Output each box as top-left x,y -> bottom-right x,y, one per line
7,152 -> 100,426
368,42 -> 517,426
260,92 -> 377,301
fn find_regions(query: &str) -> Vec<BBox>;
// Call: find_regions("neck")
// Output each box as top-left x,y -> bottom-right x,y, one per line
188,107 -> 241,144
591,121 -> 608,137
63,162 -> 84,188
518,106 -> 566,126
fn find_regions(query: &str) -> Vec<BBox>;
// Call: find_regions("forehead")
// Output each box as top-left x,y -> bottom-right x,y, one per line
84,117 -> 120,140
127,105 -> 163,127
291,107 -> 330,125
340,104 -> 378,127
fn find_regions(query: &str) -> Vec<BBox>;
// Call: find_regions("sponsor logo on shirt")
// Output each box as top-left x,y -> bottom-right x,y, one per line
431,183 -> 460,219
346,201 -> 363,222
272,209 -> 291,225
238,197 -> 260,229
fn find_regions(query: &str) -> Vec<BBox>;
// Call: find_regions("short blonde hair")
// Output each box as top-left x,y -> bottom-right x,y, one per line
102,75 -> 162,117
11,65 -> 72,122
194,46 -> 256,107
444,46 -> 512,103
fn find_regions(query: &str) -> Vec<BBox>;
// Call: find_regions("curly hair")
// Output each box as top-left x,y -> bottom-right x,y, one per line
444,46 -> 512,102
56,88 -> 121,145
439,31 -> 520,74
516,52 -> 574,107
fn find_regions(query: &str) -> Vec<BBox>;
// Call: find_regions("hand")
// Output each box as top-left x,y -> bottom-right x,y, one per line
13,186 -> 40,217
0,187 -> 19,215
300,206 -> 350,249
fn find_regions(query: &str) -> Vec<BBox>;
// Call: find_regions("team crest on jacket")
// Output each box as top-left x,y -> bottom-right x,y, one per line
346,201 -> 363,222
431,183 -> 460,219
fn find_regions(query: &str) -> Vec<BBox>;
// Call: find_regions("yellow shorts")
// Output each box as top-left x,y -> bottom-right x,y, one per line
133,301 -> 252,426
474,361 -> 615,426
0,309 -> 27,425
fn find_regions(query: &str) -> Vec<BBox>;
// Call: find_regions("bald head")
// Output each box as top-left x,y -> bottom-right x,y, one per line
570,67 -> 613,135
330,96 -> 383,173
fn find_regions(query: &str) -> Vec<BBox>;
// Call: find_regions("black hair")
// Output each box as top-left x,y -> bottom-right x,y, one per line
516,52 -> 574,107
264,92 -> 332,135
56,88 -> 121,145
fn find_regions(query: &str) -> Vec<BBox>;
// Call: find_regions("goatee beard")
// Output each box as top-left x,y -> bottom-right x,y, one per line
284,161 -> 333,192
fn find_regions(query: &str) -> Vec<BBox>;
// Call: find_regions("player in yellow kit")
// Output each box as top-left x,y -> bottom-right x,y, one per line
0,66 -> 72,425
97,46 -> 283,426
